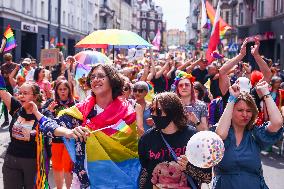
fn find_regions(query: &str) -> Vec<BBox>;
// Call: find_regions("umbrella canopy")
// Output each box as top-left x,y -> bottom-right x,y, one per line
75,29 -> 153,49
74,51 -> 110,80
74,50 -> 110,65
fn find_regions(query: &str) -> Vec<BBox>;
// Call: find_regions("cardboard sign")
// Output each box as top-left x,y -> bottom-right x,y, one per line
40,49 -> 59,67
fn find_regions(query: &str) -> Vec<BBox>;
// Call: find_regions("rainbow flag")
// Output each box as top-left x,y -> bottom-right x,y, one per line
206,1 -> 231,39
3,25 -> 17,52
60,97 -> 140,188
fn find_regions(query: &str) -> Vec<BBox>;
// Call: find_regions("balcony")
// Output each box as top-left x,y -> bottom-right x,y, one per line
99,3 -> 114,17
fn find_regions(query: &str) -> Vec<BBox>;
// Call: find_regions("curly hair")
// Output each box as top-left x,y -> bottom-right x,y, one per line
235,92 -> 259,130
154,92 -> 188,130
87,64 -> 124,99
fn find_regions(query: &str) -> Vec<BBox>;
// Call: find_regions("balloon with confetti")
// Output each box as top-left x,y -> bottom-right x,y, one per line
186,131 -> 225,168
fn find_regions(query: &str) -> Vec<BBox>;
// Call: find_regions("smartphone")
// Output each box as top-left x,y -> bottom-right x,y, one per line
185,105 -> 194,113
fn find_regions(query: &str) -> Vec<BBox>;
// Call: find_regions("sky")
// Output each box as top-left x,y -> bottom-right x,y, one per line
155,0 -> 189,31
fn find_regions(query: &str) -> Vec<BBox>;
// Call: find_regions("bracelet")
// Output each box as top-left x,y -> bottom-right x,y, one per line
261,93 -> 271,101
227,95 -> 237,103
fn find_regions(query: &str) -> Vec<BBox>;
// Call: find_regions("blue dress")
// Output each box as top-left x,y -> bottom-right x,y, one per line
212,122 -> 283,189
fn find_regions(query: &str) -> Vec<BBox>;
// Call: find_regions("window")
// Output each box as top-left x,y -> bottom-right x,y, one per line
158,22 -> 162,30
239,3 -> 244,25
150,21 -> 155,30
149,31 -> 155,40
22,0 -> 26,13
41,1 -> 45,19
142,31 -> 146,39
63,11 -> 66,25
30,0 -> 33,15
225,11 -> 230,25
141,12 -> 147,17
142,20 -> 146,29
55,8 -> 58,22
258,0 -> 264,17
150,12 -> 155,19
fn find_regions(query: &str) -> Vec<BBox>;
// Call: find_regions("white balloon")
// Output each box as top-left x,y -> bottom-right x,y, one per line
186,131 -> 225,168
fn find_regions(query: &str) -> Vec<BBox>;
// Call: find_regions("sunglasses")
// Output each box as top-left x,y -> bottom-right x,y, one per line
178,83 -> 191,88
133,88 -> 145,93
150,107 -> 163,117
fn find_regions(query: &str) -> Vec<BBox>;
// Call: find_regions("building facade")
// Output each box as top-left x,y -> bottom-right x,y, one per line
98,0 -> 134,30
166,29 -> 187,48
136,0 -> 164,50
0,0 -> 100,61
237,0 -> 284,66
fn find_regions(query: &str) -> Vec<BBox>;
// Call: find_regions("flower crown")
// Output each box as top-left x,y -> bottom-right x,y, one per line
174,71 -> 195,86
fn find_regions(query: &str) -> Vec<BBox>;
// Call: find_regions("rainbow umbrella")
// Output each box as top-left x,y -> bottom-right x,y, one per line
74,51 -> 110,80
75,29 -> 152,49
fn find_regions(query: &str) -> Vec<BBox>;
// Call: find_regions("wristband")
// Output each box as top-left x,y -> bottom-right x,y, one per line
0,75 -> 6,90
261,93 -> 271,101
39,116 -> 48,125
228,95 -> 237,103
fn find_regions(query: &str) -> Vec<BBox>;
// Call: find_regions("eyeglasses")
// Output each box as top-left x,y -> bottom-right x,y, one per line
150,107 -> 163,117
90,73 -> 107,80
133,88 -> 144,93
178,83 -> 191,88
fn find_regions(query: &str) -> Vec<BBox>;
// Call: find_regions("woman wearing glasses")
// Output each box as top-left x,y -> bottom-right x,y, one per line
29,64 -> 140,189
133,81 -> 153,136
0,77 -> 51,189
174,71 -> 208,131
138,92 -> 212,189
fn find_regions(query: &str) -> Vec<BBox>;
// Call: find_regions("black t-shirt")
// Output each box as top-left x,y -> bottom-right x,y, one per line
7,97 -> 38,158
192,68 -> 208,85
138,126 -> 200,188
7,97 -> 51,159
205,75 -> 222,98
151,70 -> 176,94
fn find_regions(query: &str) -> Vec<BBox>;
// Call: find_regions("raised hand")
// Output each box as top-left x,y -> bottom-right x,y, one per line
239,38 -> 248,57
229,83 -> 240,98
255,80 -> 270,98
251,37 -> 260,57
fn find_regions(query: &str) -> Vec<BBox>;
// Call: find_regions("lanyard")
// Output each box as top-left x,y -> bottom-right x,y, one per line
160,132 -> 197,189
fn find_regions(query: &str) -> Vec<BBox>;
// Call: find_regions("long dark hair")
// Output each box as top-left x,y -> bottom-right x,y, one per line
34,67 -> 44,82
86,64 -> 124,99
54,80 -> 73,102
154,92 -> 188,130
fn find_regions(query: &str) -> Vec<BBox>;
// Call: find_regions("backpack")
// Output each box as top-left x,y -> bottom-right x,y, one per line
208,97 -> 224,126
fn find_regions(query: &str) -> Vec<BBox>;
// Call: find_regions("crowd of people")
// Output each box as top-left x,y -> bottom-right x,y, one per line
0,36 -> 283,189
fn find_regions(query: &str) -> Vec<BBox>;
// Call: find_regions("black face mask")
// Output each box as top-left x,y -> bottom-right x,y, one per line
19,107 -> 37,121
151,115 -> 172,130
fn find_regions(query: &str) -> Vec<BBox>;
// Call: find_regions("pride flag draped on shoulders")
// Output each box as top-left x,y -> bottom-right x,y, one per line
57,95 -> 140,189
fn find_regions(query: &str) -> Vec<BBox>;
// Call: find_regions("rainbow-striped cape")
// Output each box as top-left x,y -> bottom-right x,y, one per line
61,96 -> 140,189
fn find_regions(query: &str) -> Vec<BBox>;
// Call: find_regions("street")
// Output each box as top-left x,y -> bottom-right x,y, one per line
0,116 -> 283,189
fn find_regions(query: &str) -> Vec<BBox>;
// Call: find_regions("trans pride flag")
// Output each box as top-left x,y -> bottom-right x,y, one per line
61,96 -> 140,189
